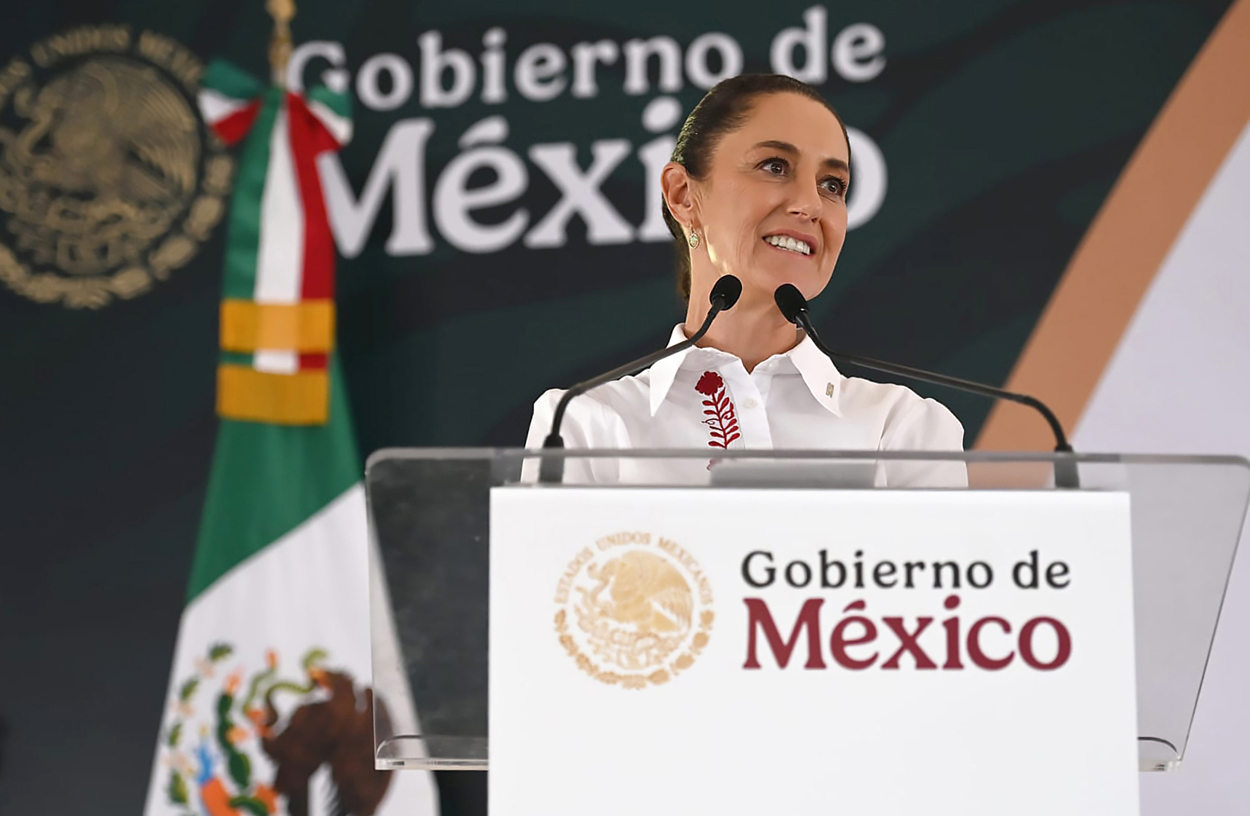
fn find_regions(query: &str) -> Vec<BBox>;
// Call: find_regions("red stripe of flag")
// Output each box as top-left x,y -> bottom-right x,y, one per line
286,93 -> 339,303
212,101 -> 262,147
299,352 -> 329,371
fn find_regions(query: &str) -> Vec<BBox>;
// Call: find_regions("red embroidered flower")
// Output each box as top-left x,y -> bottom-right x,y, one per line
696,370 -> 740,449
695,370 -> 723,396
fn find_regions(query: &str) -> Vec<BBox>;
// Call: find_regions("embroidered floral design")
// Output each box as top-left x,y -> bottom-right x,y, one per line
695,371 -> 740,449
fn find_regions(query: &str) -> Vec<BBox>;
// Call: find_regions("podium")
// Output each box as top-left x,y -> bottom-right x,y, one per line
364,448 -> 1248,808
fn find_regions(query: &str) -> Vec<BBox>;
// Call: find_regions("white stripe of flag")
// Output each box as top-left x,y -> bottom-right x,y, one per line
254,105 -> 304,375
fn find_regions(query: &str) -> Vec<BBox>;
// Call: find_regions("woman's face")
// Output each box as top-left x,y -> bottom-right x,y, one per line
686,93 -> 850,303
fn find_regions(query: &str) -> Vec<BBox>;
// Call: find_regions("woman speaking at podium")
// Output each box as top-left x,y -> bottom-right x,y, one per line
525,74 -> 965,486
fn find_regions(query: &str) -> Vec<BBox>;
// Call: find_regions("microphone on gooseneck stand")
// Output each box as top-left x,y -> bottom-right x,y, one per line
773,284 -> 1080,489
538,274 -> 744,484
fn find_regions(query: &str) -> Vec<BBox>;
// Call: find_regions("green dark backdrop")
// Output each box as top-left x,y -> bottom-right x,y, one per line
0,1 -> 1232,813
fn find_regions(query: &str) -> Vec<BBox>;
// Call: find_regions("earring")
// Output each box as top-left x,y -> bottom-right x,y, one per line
688,229 -> 700,249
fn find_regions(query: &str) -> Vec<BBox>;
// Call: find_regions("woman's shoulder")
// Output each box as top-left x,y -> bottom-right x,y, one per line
531,372 -> 651,417
837,374 -> 965,450
525,373 -> 652,448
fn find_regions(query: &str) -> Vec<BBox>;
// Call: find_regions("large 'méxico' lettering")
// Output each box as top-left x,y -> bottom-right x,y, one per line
743,595 -> 1072,672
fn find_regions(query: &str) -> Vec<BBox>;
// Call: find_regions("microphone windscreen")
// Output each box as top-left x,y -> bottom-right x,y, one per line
773,284 -> 808,324
710,274 -> 743,310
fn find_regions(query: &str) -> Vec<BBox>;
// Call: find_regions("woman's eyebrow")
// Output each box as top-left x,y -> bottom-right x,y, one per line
823,157 -> 850,175
752,139 -> 798,155
751,140 -> 849,174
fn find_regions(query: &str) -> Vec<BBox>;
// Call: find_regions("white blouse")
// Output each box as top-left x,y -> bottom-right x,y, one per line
525,325 -> 967,487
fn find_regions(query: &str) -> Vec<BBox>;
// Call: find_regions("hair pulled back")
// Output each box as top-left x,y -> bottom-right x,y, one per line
661,74 -> 850,301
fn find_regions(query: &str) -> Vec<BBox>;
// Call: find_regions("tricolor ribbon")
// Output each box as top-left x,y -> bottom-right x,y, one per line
198,61 -> 351,425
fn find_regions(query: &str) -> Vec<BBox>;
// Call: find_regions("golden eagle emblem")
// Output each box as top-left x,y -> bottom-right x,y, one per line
555,533 -> 714,689
0,26 -> 229,307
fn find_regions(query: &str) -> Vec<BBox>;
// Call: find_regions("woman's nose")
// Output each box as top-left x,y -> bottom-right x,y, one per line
788,180 -> 823,221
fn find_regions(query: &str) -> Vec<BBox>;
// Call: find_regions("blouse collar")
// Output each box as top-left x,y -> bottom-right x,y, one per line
648,324 -> 844,418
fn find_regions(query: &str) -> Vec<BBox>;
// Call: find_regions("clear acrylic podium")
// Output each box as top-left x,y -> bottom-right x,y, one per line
365,449 -> 1249,773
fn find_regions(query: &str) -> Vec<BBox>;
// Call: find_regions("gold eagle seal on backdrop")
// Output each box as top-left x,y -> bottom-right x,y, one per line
554,532 -> 714,689
0,26 -> 230,308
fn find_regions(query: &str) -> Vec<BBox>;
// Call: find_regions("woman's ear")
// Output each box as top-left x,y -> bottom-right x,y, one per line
661,161 -> 697,228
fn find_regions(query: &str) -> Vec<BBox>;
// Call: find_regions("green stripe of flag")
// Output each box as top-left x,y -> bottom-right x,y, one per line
307,84 -> 351,120
203,60 -> 266,102
187,356 -> 360,601
219,350 -> 253,367
221,87 -> 283,302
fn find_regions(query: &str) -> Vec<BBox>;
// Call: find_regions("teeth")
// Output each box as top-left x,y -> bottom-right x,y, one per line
765,235 -> 812,255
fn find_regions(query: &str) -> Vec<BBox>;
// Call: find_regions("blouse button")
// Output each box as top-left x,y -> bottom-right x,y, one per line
742,398 -> 759,409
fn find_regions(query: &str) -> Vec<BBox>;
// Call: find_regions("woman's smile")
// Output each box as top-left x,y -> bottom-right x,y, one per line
762,229 -> 819,257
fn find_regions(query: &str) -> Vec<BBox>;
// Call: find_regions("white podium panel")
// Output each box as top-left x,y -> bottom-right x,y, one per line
489,488 -> 1138,816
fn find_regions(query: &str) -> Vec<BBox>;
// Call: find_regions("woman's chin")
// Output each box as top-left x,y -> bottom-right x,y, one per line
752,260 -> 824,298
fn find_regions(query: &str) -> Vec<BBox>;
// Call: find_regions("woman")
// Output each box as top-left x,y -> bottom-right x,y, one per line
525,74 -> 964,486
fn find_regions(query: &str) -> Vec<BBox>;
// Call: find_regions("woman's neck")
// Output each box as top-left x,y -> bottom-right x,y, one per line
683,288 -> 801,372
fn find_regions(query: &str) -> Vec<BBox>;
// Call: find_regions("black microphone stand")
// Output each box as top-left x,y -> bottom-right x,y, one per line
775,285 -> 1079,488
539,275 -> 742,483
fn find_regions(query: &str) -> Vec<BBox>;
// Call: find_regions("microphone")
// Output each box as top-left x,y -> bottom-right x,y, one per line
773,284 -> 1079,488
538,275 -> 744,483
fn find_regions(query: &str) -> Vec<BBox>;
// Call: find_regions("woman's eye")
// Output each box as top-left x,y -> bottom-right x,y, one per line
760,158 -> 788,175
821,177 -> 848,197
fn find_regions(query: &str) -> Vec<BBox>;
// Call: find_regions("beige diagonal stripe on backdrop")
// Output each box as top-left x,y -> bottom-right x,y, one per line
975,0 -> 1250,451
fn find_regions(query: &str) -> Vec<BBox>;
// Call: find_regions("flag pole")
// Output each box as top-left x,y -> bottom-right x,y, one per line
267,0 -> 296,87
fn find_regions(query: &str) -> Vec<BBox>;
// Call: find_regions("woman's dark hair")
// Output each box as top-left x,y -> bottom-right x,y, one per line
662,74 -> 850,301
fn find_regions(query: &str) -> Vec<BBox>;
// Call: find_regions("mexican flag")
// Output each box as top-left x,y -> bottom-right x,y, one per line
142,62 -> 438,816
